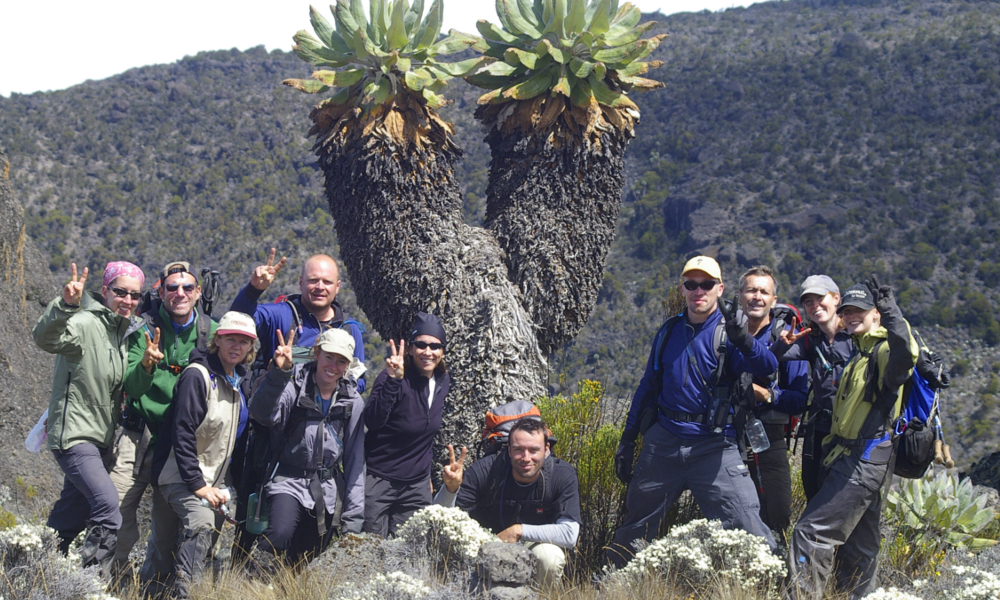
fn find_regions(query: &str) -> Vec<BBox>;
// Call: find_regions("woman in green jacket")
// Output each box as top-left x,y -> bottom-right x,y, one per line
33,261 -> 148,572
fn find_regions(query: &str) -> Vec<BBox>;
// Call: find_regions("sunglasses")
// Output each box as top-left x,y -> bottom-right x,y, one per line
682,280 -> 719,291
411,341 -> 444,351
110,287 -> 142,300
164,283 -> 197,294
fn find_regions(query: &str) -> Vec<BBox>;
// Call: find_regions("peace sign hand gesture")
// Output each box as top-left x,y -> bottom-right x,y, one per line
62,263 -> 88,306
778,327 -> 812,346
442,444 -> 468,493
250,247 -> 287,291
273,328 -> 295,372
386,340 -> 405,379
141,327 -> 165,373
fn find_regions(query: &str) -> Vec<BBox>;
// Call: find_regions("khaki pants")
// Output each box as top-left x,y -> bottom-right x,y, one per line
140,482 -> 222,597
110,428 -> 153,566
526,542 -> 566,587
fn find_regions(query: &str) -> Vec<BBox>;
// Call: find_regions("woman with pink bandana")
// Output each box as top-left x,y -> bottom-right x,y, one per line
33,261 -> 148,573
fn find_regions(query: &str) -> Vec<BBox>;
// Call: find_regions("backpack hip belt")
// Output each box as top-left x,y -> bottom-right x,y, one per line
274,464 -> 338,481
660,407 -> 734,426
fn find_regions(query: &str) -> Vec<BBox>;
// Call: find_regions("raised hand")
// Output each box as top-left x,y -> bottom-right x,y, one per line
778,327 -> 812,346
141,327 -> 165,373
720,295 -> 751,349
273,328 -> 295,371
249,247 -> 287,291
442,444 -> 468,493
386,339 -> 405,379
865,273 -> 894,312
62,263 -> 88,306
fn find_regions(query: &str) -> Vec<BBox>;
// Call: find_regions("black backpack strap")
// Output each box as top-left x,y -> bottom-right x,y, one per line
480,453 -> 511,509
284,298 -> 303,336
195,309 -> 211,352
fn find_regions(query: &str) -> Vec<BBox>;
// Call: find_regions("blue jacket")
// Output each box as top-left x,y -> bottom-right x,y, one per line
753,320 -> 809,422
230,284 -> 366,392
624,308 -> 778,439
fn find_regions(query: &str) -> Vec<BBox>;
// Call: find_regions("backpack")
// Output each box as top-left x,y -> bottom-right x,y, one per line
863,330 -> 950,479
633,301 -> 760,458
240,374 -> 354,538
481,400 -> 556,455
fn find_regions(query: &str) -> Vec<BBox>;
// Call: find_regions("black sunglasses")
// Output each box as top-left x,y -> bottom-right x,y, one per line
165,283 -> 197,294
110,287 -> 142,300
411,341 -> 444,351
682,280 -> 719,291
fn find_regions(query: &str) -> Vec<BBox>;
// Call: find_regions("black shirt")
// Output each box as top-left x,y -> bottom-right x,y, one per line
456,453 -> 581,534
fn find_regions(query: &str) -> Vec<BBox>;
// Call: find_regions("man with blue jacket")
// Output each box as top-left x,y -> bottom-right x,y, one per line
229,249 -> 365,387
737,265 -> 809,543
609,256 -> 779,567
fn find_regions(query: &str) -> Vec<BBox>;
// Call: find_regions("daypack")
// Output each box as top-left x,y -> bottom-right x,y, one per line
481,400 -> 555,455
863,330 -> 950,478
241,374 -> 354,538
634,300 -> 758,457
471,400 -> 559,529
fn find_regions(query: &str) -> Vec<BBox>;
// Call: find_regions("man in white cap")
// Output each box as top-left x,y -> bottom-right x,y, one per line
609,256 -> 779,567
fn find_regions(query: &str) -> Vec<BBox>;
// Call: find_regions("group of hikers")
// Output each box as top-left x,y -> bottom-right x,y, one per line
33,249 -> 947,600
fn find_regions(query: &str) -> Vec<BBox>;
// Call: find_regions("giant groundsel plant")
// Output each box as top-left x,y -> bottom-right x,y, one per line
283,0 -> 482,128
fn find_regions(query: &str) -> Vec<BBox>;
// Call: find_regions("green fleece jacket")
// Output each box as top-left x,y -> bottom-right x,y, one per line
122,303 -> 217,443
33,292 -> 143,450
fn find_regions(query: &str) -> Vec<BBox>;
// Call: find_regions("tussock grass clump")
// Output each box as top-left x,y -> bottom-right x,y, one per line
0,522 -> 116,600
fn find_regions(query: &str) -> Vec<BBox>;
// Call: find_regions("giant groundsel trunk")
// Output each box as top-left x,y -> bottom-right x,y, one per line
311,93 -> 547,451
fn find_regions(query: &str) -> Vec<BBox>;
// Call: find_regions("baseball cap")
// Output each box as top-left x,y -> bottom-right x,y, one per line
315,328 -> 356,359
799,275 -> 840,302
681,256 -> 722,281
161,260 -> 197,283
837,284 -> 875,314
216,312 -> 257,339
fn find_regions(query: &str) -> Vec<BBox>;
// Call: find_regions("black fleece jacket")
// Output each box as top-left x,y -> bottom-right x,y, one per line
363,368 -> 449,484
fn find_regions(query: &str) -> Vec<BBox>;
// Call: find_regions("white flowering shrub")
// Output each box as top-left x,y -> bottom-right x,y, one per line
396,506 -> 494,566
862,587 -> 924,600
0,522 -> 118,600
331,571 -> 432,600
944,565 -> 1000,600
614,519 -> 786,592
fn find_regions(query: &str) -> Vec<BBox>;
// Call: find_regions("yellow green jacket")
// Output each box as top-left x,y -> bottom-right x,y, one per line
824,319 -> 919,466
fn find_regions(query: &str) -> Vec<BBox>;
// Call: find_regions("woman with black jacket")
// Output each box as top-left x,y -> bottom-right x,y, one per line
362,312 -> 450,537
247,327 -> 365,567
770,274 -> 854,501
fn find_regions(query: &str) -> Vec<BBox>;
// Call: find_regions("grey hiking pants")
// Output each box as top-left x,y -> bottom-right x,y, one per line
48,442 -> 122,536
362,473 -> 431,538
141,482 -> 222,598
609,423 -> 777,566
788,448 -> 892,600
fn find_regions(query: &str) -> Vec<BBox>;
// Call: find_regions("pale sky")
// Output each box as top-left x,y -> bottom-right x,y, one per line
0,1 -> 749,97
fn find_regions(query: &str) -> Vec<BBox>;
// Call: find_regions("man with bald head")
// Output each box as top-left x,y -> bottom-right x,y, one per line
230,249 -> 365,387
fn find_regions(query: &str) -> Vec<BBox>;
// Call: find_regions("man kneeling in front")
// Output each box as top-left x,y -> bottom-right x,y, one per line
435,418 -> 581,586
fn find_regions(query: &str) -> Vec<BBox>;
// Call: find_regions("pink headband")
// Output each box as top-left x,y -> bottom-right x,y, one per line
103,261 -> 145,289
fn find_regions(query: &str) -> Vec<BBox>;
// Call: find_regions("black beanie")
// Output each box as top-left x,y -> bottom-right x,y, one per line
409,312 -> 446,346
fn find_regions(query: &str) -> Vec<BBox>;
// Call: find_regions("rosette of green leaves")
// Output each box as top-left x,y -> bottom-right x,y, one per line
466,0 -> 666,108
887,470 -> 998,553
282,0 -> 484,111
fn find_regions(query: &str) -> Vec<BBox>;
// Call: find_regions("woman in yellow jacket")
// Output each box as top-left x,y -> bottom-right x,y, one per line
788,275 -> 919,600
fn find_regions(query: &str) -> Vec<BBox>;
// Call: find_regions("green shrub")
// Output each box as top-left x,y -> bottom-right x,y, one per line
538,381 -> 628,576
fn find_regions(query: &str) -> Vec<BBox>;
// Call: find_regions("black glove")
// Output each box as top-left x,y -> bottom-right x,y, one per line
615,429 -> 639,485
918,350 -> 951,389
865,274 -> 895,314
719,295 -> 752,353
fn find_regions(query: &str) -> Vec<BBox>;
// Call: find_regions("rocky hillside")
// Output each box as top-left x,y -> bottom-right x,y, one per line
0,150 -> 61,499
0,0 -> 998,467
